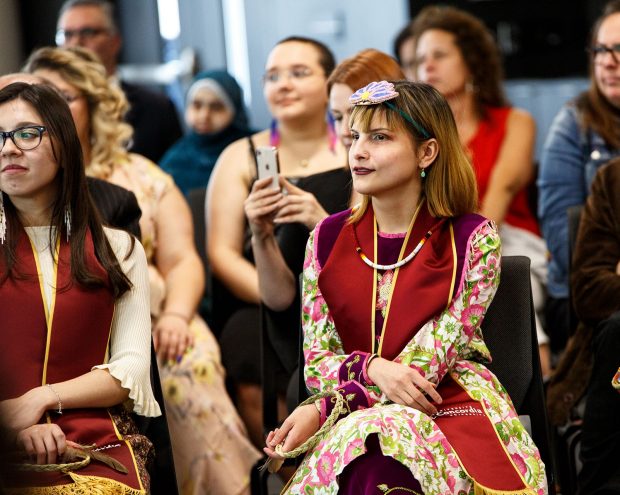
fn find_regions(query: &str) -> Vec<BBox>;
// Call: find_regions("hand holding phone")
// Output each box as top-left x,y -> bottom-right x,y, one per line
255,146 -> 280,190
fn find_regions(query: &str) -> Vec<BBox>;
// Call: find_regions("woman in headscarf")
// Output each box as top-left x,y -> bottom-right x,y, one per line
160,70 -> 253,196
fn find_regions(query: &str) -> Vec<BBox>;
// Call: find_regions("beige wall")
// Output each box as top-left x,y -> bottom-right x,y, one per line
0,0 -> 23,74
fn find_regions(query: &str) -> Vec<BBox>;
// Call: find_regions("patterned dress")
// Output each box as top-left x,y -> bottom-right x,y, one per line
102,154 -> 261,495
284,209 -> 547,495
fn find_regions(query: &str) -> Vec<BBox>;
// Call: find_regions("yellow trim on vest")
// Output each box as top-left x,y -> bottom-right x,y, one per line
107,409 -> 146,493
27,235 -> 60,386
447,222 -> 457,308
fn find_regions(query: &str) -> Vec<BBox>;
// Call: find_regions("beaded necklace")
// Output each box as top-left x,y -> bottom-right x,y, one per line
352,203 -> 437,271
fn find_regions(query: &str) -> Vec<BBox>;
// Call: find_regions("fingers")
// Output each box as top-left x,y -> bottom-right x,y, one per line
411,375 -> 442,405
252,176 -> 279,192
17,425 -> 67,465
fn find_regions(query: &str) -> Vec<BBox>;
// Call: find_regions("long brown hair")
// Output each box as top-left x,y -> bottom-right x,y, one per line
349,81 -> 478,222
0,83 -> 132,298
409,5 -> 508,120
576,1 -> 620,148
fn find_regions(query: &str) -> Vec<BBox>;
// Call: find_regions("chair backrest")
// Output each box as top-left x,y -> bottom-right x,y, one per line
567,205 -> 584,336
481,255 -> 555,492
186,187 -> 212,325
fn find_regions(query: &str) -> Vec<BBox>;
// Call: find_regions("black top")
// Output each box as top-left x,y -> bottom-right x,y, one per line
121,81 -> 183,164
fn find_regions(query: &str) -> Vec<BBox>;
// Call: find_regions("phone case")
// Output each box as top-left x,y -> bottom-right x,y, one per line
255,146 -> 280,189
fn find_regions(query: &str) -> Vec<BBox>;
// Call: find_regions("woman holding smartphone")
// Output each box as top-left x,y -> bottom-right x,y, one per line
207,36 -> 349,447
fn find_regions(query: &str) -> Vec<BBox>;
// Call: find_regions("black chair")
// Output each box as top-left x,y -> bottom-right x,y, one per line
132,343 -> 179,495
481,255 -> 555,494
186,187 -> 211,326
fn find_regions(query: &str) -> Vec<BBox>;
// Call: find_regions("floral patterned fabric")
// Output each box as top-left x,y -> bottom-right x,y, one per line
285,220 -> 547,494
102,154 -> 261,495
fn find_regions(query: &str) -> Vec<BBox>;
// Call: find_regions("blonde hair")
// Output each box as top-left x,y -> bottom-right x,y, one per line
23,46 -> 132,179
349,80 -> 477,222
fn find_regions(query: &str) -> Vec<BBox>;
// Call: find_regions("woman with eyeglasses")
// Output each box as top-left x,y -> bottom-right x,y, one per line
539,0 -> 620,355
0,82 -> 159,492
207,36 -> 350,449
24,46 -> 260,495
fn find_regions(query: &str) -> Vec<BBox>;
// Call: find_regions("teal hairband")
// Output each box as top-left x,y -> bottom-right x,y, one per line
384,102 -> 430,139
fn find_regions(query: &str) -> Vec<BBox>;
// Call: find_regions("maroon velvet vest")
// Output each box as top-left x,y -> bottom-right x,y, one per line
0,229 -> 145,492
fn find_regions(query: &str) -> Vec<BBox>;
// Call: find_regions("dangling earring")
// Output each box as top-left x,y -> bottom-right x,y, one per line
326,111 -> 337,153
269,119 -> 280,148
420,168 -> 426,179
0,192 -> 6,245
64,206 -> 72,242
465,78 -> 475,94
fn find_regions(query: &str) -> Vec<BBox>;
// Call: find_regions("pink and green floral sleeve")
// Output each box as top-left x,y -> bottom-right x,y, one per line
397,221 -> 501,384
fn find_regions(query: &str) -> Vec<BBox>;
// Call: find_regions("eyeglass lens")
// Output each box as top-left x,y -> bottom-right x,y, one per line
0,127 -> 45,151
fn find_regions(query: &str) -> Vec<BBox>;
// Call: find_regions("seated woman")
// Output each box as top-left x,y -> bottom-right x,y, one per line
160,70 -> 253,196
264,81 -> 547,494
409,5 -> 550,376
24,47 -> 260,495
0,82 -> 159,493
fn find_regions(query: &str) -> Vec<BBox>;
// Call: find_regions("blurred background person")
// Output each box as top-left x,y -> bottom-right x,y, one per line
56,0 -> 183,163
207,36 -> 348,448
24,46 -> 260,495
409,5 -> 550,377
539,0 -> 620,354
160,70 -> 253,197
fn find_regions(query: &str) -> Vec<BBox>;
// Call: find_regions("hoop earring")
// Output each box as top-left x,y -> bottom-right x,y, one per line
64,206 -> 72,242
0,192 -> 6,245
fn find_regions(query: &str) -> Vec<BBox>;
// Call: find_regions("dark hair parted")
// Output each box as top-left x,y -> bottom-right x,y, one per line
576,0 -> 620,148
327,49 -> 404,94
349,81 -> 478,221
393,23 -> 413,64
409,5 -> 508,119
0,83 -> 132,298
276,36 -> 336,77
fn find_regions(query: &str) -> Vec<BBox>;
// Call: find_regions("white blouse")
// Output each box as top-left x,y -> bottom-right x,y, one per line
25,226 -> 161,417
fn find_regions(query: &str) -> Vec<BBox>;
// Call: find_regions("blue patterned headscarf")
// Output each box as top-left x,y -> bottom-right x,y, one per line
160,70 -> 253,195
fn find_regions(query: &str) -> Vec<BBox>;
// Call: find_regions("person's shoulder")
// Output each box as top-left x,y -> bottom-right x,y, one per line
214,130 -> 268,176
103,226 -> 145,261
87,176 -> 134,198
316,208 -> 353,239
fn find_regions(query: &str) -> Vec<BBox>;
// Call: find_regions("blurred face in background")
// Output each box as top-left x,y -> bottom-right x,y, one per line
593,12 -> 620,108
263,41 -> 329,123
398,36 -> 417,81
415,29 -> 471,100
57,5 -> 121,75
31,69 -> 90,154
185,87 -> 234,135
329,83 -> 354,149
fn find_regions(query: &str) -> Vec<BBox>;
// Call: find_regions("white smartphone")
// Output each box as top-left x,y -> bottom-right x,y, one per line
255,146 -> 280,190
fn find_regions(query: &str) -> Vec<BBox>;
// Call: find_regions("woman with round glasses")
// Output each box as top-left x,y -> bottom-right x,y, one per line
0,82 -> 159,492
24,46 -> 260,495
540,0 -> 620,354
207,36 -> 350,448
263,80 -> 547,494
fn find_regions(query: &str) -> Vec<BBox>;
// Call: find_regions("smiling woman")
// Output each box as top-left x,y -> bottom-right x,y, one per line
0,82 -> 159,494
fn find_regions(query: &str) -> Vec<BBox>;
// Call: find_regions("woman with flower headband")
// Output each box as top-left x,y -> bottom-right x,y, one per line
264,80 -> 547,494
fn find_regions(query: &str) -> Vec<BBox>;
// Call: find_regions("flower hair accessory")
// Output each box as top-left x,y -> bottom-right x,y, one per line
349,81 -> 430,139
349,81 -> 399,105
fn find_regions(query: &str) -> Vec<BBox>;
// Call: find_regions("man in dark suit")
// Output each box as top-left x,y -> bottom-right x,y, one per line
0,72 -> 142,238
56,0 -> 183,164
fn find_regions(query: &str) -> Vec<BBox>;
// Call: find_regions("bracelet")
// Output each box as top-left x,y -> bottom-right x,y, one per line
364,353 -> 379,385
160,311 -> 191,324
46,384 -> 62,415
